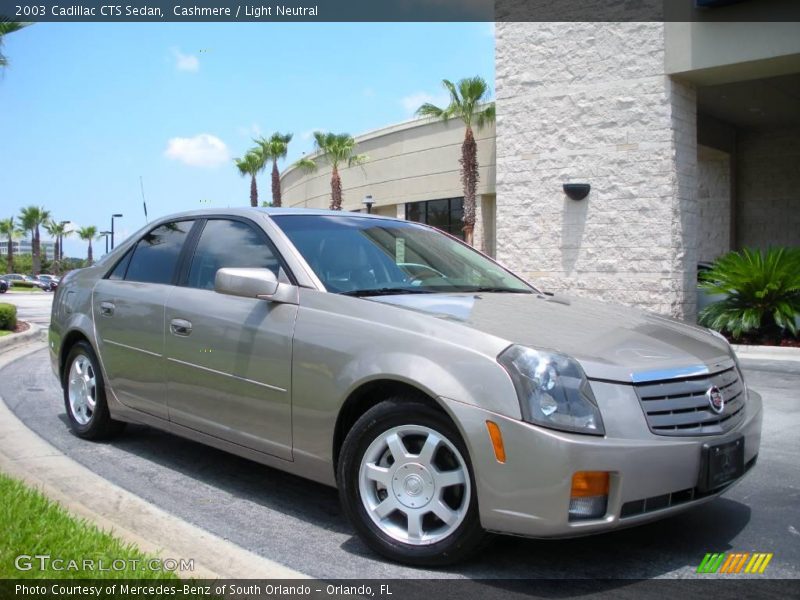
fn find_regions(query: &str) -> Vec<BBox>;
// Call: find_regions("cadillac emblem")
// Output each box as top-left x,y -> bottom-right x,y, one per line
707,385 -> 725,414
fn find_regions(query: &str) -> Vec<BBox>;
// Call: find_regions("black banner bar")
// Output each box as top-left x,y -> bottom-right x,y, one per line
2,0 -> 800,22
0,579 -> 797,600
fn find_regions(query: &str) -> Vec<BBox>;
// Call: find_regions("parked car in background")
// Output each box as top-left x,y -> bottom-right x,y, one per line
36,274 -> 59,291
3,274 -> 30,285
50,208 -> 763,565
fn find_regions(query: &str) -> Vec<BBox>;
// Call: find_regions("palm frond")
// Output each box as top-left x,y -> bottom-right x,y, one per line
295,157 -> 318,173
699,247 -> 800,339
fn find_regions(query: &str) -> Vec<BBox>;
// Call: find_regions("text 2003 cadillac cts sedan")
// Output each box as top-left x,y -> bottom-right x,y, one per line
50,208 -> 762,565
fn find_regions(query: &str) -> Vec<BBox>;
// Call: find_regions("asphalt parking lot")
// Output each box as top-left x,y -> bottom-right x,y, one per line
1,292 -> 798,580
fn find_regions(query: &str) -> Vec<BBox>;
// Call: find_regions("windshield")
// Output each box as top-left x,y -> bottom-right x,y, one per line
272,215 -> 533,295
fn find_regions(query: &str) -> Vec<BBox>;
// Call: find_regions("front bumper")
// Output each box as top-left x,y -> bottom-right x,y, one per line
442,382 -> 763,538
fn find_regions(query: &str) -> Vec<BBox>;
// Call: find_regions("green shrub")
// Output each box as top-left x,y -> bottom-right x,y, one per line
699,247 -> 800,340
0,303 -> 16,330
10,280 -> 38,289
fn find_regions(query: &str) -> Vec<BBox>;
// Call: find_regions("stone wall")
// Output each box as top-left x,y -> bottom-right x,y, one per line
495,22 -> 698,319
736,127 -> 800,250
697,145 -> 732,263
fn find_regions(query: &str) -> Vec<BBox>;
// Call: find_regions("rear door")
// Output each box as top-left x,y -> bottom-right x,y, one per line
163,217 -> 297,460
93,220 -> 195,419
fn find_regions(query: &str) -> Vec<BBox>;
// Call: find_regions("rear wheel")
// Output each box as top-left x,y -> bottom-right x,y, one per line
63,341 -> 125,439
338,398 -> 486,565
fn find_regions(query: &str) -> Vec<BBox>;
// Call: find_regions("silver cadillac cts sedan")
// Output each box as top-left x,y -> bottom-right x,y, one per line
50,208 -> 762,565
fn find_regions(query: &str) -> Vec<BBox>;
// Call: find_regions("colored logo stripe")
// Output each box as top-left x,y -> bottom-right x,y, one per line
697,552 -> 773,574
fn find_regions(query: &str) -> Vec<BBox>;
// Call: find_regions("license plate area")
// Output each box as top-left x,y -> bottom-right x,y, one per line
698,436 -> 745,493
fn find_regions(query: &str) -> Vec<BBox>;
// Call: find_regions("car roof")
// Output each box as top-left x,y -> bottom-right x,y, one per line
150,206 -> 401,223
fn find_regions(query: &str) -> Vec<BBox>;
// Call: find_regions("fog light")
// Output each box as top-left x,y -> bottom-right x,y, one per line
569,496 -> 608,520
569,471 -> 609,520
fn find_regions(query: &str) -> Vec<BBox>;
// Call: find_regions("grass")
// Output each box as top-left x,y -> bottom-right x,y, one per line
0,472 -> 181,580
0,330 -> 10,338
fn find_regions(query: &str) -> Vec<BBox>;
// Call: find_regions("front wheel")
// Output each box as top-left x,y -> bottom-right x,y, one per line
338,398 -> 486,566
63,341 -> 125,439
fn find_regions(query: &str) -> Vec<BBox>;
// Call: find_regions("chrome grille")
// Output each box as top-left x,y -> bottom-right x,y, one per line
633,367 -> 746,436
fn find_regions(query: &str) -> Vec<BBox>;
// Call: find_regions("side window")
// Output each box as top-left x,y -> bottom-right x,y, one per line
107,249 -> 133,280
125,221 -> 192,285
186,219 -> 281,290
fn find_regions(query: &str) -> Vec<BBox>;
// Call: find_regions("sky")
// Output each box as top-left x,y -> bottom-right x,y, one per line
0,22 -> 494,259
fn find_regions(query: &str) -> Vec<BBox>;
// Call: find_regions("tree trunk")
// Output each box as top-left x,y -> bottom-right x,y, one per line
330,165 -> 342,210
6,237 -> 13,273
271,159 -> 281,207
54,238 -> 60,263
460,126 -> 479,247
87,239 -> 93,264
250,175 -> 258,207
32,227 -> 41,274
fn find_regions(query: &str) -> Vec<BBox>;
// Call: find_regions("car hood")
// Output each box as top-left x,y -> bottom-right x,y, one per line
369,292 -> 733,382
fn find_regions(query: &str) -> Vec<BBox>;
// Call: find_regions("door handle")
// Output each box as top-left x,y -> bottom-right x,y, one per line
99,301 -> 115,316
170,318 -> 193,337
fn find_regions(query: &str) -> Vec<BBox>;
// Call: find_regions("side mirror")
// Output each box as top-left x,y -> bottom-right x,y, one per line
214,268 -> 280,300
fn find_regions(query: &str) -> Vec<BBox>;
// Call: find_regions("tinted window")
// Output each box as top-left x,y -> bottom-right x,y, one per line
107,249 -> 133,280
125,221 -> 192,284
186,219 -> 281,290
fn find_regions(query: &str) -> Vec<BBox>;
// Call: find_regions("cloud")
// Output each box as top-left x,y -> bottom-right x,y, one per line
171,47 -> 199,72
362,87 -> 375,98
164,134 -> 229,167
400,91 -> 450,115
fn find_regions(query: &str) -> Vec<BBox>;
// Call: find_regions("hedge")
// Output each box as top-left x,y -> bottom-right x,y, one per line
0,303 -> 17,330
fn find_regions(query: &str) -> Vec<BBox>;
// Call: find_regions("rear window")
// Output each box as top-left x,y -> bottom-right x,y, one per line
124,221 -> 192,285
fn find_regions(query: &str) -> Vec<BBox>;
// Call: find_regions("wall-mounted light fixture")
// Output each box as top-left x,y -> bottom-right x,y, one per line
563,183 -> 591,201
362,194 -> 375,214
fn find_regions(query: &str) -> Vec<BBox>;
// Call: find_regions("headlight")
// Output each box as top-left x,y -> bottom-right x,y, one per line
498,345 -> 605,436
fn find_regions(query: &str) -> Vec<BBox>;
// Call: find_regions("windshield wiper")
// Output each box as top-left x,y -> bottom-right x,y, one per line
341,287 -> 436,297
463,287 -> 534,294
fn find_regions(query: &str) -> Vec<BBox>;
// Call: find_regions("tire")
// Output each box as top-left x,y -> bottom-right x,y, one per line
338,398 -> 487,566
63,341 -> 125,440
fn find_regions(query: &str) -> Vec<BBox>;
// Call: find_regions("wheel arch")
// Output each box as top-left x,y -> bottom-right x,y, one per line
332,377 -> 460,474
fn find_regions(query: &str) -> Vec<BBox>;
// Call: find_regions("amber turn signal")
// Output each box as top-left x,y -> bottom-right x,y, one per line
485,420 -> 506,464
570,471 -> 610,498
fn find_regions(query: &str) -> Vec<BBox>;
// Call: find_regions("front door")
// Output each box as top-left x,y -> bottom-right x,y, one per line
163,218 -> 296,460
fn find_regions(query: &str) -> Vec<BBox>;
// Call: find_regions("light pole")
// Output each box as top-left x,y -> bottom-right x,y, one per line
99,231 -> 111,255
362,194 -> 375,214
110,214 -> 123,250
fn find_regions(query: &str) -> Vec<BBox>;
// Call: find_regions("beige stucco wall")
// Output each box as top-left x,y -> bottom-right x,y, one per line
665,22 -> 800,85
280,117 -> 495,213
496,22 -> 699,319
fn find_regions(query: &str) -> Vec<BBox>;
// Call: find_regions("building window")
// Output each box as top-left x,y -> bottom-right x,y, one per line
405,197 -> 464,239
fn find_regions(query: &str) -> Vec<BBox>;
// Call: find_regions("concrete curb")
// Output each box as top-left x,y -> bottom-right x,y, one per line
0,322 -> 44,351
733,344 -> 800,362
0,341 -> 307,580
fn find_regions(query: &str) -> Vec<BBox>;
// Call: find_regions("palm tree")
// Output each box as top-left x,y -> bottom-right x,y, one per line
18,205 -> 50,274
254,132 -> 293,207
234,150 -> 266,207
45,219 -> 71,262
0,217 -> 19,272
295,132 -> 367,210
417,77 -> 495,246
0,20 -> 29,69
77,226 -> 98,264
